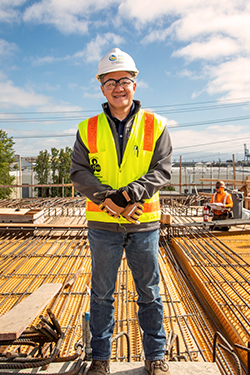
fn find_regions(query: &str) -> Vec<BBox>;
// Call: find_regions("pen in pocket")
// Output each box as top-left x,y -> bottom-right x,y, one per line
134,145 -> 139,157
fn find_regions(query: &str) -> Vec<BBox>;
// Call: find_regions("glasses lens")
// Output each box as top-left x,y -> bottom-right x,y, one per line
119,78 -> 133,87
102,77 -> 134,90
103,80 -> 116,90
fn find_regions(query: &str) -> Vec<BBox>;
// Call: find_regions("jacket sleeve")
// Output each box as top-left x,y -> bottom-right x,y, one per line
125,125 -> 173,202
70,131 -> 112,204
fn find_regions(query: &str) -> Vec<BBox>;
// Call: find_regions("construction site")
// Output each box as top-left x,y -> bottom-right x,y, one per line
0,175 -> 250,375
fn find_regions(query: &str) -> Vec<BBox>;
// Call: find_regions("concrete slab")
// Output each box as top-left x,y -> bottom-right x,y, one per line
0,360 -> 221,375
85,361 -> 221,375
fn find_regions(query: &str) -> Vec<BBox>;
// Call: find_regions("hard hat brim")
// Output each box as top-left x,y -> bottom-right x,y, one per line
96,68 -> 139,82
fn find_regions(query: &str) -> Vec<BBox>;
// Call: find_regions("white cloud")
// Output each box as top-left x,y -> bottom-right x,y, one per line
141,28 -> 173,44
170,124 -> 250,160
31,55 -> 61,65
0,79 -> 51,109
0,0 -> 26,23
118,0 -> 184,25
0,39 -> 19,59
23,0 -> 121,34
76,33 -> 124,63
14,136 -> 76,156
136,80 -> 149,89
166,118 -> 178,128
173,37 -> 241,61
0,75 -> 83,111
119,0 -> 250,100
205,58 -> 250,99
29,33 -> 124,66
207,124 -> 245,133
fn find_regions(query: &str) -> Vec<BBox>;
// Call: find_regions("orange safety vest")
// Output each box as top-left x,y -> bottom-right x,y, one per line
78,109 -> 166,224
210,191 -> 233,216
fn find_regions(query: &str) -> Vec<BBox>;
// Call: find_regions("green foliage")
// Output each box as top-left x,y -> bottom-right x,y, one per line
34,147 -> 73,197
162,184 -> 175,191
33,150 -> 50,197
0,130 -> 15,199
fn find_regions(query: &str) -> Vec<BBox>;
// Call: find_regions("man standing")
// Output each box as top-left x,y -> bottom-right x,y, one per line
70,48 -> 172,375
209,180 -> 233,230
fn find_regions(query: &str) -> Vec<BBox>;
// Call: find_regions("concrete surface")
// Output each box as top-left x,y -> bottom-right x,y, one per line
0,360 -> 221,375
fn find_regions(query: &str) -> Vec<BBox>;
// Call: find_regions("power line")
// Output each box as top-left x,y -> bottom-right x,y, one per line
1,96 -> 250,120
175,136 -> 250,150
168,114 -> 250,129
13,134 -> 75,139
3,113 -> 250,130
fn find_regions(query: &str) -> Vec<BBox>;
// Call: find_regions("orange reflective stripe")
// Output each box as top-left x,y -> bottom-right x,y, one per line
87,200 -> 160,213
143,201 -> 160,212
144,111 -> 154,152
86,201 -> 101,212
88,115 -> 98,153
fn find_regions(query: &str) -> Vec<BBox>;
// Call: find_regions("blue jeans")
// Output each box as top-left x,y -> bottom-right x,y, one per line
88,228 -> 166,361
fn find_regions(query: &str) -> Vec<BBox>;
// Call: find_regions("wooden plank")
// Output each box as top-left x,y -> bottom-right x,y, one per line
200,178 -> 250,185
0,208 -> 30,216
0,208 -> 45,224
0,283 -> 62,341
160,214 -> 172,224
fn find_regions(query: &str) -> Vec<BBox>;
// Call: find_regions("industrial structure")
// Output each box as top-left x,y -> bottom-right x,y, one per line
244,144 -> 250,162
0,182 -> 250,375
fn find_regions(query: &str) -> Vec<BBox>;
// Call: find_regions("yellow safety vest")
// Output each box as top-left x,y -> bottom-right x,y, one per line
78,109 -> 166,224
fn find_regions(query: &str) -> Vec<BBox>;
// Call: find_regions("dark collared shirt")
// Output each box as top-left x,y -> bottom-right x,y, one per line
107,102 -> 135,154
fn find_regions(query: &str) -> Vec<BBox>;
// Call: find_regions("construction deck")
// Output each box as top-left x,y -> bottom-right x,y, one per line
0,197 -> 249,375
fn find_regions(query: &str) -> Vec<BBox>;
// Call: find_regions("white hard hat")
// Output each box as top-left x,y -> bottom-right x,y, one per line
216,180 -> 225,188
96,48 -> 139,82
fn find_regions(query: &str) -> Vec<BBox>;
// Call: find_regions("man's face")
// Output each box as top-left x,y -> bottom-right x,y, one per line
216,184 -> 222,193
100,71 -> 136,113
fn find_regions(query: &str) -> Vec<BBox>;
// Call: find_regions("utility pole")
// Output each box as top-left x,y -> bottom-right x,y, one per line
179,156 -> 182,195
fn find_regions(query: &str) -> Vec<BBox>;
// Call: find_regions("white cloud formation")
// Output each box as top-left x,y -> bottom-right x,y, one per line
75,33 -> 124,63
0,79 -> 51,109
30,33 -> 124,66
136,80 -> 149,89
0,0 -> 26,23
170,123 -> 250,161
0,39 -> 19,59
23,0 -> 121,34
172,37 -> 241,61
119,0 -> 250,99
1,0 -> 250,129
0,74 -> 83,111
205,58 -> 250,99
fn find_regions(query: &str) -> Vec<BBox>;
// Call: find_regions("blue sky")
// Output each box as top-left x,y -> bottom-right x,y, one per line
0,0 -> 250,162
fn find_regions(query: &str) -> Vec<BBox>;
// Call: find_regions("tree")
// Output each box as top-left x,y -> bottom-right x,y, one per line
0,130 -> 15,199
33,150 -> 50,197
58,147 -> 72,197
162,184 -> 175,191
34,147 -> 73,198
50,147 -> 59,197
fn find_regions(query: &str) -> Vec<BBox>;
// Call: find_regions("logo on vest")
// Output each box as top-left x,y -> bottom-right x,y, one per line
90,158 -> 101,172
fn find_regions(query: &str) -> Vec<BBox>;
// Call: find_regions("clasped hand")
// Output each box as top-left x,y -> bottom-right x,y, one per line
93,189 -> 144,225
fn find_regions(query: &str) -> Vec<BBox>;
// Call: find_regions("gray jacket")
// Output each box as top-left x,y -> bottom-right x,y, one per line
70,100 -> 172,233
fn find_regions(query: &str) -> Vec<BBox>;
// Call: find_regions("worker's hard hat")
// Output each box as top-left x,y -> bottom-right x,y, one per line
216,180 -> 225,188
96,48 -> 139,82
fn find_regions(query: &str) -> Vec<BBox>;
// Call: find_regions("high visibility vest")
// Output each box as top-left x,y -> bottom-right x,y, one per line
212,192 -> 228,206
78,109 -> 166,224
211,191 -> 230,215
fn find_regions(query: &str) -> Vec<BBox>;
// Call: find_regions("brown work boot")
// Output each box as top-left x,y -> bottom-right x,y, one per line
145,360 -> 171,375
86,360 -> 110,375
